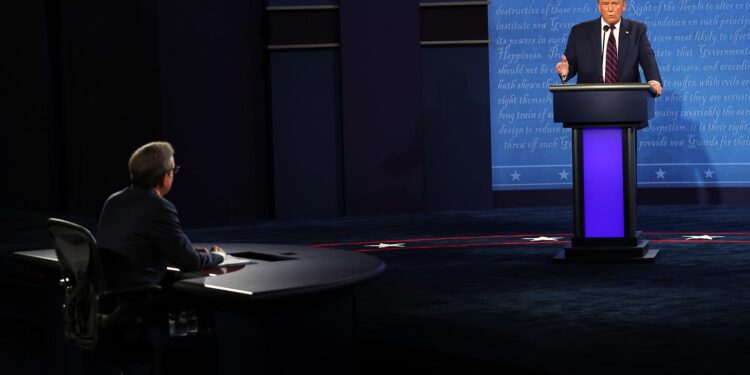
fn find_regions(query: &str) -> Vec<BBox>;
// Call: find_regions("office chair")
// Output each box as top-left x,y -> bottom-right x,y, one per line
47,218 -> 161,368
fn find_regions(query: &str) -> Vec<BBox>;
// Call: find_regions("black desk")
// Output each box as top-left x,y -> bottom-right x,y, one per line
17,243 -> 384,299
16,244 -> 385,375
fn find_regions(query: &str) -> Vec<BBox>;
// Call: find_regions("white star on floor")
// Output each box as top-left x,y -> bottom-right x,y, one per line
510,171 -> 521,181
655,168 -> 667,179
558,169 -> 569,180
704,168 -> 715,179
683,235 -> 724,240
522,236 -> 564,242
365,243 -> 406,249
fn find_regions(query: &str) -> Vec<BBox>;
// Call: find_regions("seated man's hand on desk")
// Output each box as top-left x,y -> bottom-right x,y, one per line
209,245 -> 226,260
197,246 -> 226,260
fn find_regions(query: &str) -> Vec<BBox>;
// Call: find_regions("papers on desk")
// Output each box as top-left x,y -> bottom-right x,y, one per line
166,254 -> 256,273
219,254 -> 256,266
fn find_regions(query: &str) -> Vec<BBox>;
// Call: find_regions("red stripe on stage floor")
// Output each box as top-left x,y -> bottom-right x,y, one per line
311,231 -> 750,253
354,239 -> 750,253
650,240 -> 750,244
355,240 -> 566,253
645,231 -> 750,235
313,233 -> 572,247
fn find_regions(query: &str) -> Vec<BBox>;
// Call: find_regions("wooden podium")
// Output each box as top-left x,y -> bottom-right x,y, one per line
549,83 -> 659,263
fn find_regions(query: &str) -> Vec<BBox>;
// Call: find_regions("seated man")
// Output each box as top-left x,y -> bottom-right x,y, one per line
97,141 -> 225,288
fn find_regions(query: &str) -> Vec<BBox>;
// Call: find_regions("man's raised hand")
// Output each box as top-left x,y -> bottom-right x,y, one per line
556,55 -> 569,79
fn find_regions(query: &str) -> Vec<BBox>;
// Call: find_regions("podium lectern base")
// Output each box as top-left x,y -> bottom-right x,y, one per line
553,249 -> 659,264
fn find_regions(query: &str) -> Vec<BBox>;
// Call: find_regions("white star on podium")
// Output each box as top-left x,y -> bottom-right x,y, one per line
704,168 -> 715,179
558,170 -> 569,180
510,171 -> 521,181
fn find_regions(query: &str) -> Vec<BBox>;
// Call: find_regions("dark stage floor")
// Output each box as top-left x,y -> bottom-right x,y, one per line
2,205 -> 750,374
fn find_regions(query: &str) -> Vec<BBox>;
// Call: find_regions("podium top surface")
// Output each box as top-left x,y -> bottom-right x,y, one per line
549,83 -> 656,96
549,83 -> 656,125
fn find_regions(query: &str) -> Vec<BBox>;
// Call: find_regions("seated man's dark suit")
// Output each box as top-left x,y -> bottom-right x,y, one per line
563,18 -> 662,84
97,186 -> 223,288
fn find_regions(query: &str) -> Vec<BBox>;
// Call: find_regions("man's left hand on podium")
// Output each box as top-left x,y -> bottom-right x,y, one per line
648,80 -> 663,97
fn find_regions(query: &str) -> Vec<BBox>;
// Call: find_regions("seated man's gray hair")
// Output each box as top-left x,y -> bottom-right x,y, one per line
128,141 -> 175,189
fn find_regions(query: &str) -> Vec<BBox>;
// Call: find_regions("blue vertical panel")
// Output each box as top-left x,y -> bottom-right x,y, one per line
270,50 -> 342,219
339,0 -> 424,215
583,128 -> 624,237
422,46 -> 492,211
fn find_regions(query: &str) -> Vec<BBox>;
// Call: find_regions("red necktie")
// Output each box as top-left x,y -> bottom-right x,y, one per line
605,26 -> 618,83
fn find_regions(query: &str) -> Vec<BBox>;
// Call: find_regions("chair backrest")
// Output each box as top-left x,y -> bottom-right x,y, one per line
48,218 -> 165,372
47,218 -> 105,349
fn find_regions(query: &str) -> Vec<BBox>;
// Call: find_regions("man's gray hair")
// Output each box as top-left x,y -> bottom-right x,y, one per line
128,141 -> 175,189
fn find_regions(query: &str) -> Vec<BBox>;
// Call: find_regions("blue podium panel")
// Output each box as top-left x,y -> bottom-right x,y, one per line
583,128 -> 624,238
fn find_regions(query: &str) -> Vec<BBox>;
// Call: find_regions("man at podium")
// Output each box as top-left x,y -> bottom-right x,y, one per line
554,0 -> 663,96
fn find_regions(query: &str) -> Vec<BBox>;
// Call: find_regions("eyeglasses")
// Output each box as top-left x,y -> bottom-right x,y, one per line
171,165 -> 181,175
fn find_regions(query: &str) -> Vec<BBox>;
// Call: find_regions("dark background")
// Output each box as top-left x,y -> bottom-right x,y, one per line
1,0 -> 492,227
2,0 -> 273,225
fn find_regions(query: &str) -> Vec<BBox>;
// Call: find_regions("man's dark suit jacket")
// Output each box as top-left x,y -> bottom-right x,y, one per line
97,186 -> 223,288
563,18 -> 662,85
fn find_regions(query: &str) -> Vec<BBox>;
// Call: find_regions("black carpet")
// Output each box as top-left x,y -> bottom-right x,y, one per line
3,205 -> 750,374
